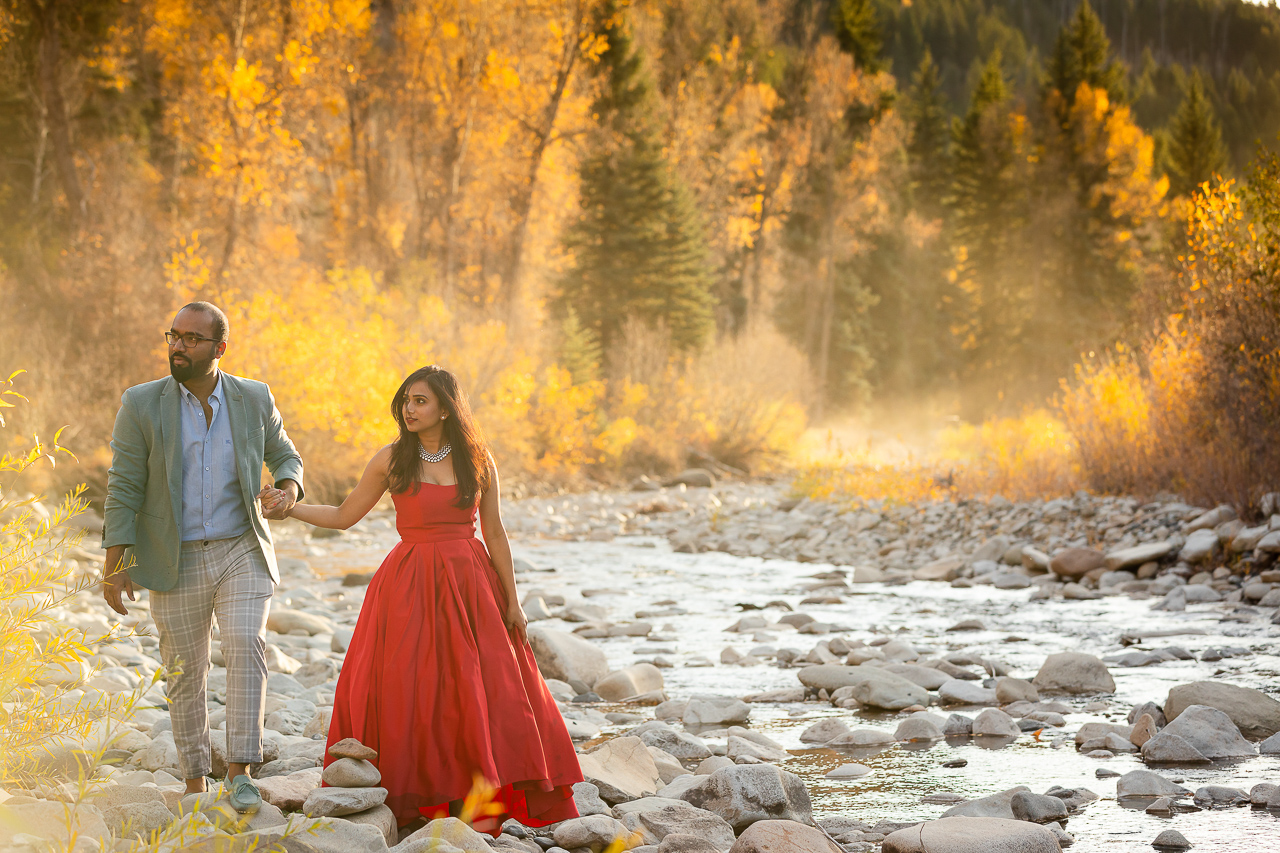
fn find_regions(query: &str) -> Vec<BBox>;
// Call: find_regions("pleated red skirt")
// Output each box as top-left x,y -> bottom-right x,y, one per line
323,484 -> 582,831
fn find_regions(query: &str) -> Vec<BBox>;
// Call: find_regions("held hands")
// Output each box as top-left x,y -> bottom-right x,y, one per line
504,601 -> 529,644
258,481 -> 298,520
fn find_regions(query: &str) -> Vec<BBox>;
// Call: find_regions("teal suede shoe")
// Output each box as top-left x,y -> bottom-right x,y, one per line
224,774 -> 261,814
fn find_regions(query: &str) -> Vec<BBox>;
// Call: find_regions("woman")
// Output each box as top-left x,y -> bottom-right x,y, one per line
283,365 -> 581,832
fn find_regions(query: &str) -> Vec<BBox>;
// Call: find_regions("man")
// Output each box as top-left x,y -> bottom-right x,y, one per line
101,302 -> 303,813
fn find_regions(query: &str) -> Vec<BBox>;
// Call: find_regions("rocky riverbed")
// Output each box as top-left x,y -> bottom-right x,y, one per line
3,480 -> 1280,853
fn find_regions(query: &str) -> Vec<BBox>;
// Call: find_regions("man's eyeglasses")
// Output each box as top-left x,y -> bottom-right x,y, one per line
166,331 -> 221,348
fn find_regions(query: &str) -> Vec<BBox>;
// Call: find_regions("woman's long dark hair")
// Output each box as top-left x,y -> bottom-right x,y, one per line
387,365 -> 491,508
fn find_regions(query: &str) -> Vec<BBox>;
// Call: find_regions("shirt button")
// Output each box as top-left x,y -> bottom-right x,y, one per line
205,466 -> 210,471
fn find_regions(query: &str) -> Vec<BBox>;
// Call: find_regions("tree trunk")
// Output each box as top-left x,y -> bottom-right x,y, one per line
502,2 -> 586,320
31,0 -> 85,218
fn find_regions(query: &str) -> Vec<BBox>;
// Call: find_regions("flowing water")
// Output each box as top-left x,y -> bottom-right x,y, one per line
286,521 -> 1280,852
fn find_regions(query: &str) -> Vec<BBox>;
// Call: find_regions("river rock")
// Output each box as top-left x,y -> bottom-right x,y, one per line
1164,682 -> 1280,739
578,737 -> 662,804
943,714 -> 973,736
1010,791 -> 1069,823
266,608 -> 333,636
884,816 -> 1060,853
828,667 -> 928,710
883,663 -> 949,690
322,757 -> 381,788
527,626 -> 609,687
1130,713 -> 1158,747
827,729 -> 895,747
1151,829 -> 1192,850
1193,785 -> 1250,808
727,819 -> 843,852
632,802 -> 736,850
659,834 -> 723,853
257,767 -> 323,811
938,679 -> 998,706
595,664 -> 665,702
972,708 -> 1021,737
635,722 -> 713,761
302,786 -> 387,817
91,785 -> 174,838
678,765 -> 813,832
684,695 -> 751,727
1050,548 -> 1106,579
1250,783 -> 1279,805
825,763 -> 873,778
1261,732 -> 1280,754
1140,731 -> 1210,764
1116,770 -> 1191,798
914,558 -> 964,581
553,815 -> 629,852
1159,705 -> 1255,758
1105,542 -> 1175,571
895,717 -> 943,741
342,803 -> 397,846
1179,528 -> 1220,563
799,719 -> 851,744
941,786 -> 1029,819
995,677 -> 1039,704
1033,652 -> 1115,695
398,816 -> 492,852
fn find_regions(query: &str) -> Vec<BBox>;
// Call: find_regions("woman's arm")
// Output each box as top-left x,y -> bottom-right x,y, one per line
478,455 -> 526,642
288,446 -> 392,530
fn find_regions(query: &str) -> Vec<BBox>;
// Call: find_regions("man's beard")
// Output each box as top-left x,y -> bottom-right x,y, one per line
170,353 -> 213,383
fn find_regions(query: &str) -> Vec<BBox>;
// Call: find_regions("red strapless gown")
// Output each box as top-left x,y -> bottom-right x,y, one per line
323,484 -> 582,831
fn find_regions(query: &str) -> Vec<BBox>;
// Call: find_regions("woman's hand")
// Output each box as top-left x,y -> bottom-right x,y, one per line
504,601 -> 529,644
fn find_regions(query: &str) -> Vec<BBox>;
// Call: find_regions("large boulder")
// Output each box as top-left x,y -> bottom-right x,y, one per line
882,817 -> 1060,853
678,765 -> 813,833
1158,705 -> 1256,759
594,664 -> 665,702
633,722 -> 713,761
1050,547 -> 1107,579
1032,652 -> 1115,695
233,816 -> 391,853
728,819 -> 843,853
527,626 -> 609,687
1164,682 -> 1280,740
577,736 -> 662,804
630,802 -> 736,850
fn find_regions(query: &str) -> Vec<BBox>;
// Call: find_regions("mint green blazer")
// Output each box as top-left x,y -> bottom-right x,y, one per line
102,373 -> 305,591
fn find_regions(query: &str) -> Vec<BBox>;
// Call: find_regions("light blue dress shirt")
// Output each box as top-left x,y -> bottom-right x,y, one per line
179,373 -> 251,542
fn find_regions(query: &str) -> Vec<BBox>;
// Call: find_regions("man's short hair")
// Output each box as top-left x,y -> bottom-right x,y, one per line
179,302 -> 230,342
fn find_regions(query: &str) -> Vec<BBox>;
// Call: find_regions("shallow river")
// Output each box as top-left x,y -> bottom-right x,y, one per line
295,525 -> 1280,852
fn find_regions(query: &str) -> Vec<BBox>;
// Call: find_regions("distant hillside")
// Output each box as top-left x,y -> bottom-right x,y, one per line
873,0 -> 1280,166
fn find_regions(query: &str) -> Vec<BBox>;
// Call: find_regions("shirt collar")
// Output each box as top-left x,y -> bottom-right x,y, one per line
179,370 -> 223,406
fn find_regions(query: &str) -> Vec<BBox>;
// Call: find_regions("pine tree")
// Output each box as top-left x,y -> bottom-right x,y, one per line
906,49 -> 951,214
1047,0 -> 1125,111
831,0 -> 883,73
558,0 -> 715,353
558,308 -> 603,385
1166,70 -> 1227,197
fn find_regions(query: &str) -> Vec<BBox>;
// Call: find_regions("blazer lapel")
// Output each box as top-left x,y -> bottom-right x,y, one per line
224,374 -> 253,507
159,377 -> 183,523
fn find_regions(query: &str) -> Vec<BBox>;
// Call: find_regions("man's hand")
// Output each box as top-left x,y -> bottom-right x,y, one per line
258,479 -> 298,520
102,547 -> 135,616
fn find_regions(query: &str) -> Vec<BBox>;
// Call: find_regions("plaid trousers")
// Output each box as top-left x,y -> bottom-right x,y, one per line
150,531 -> 273,778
